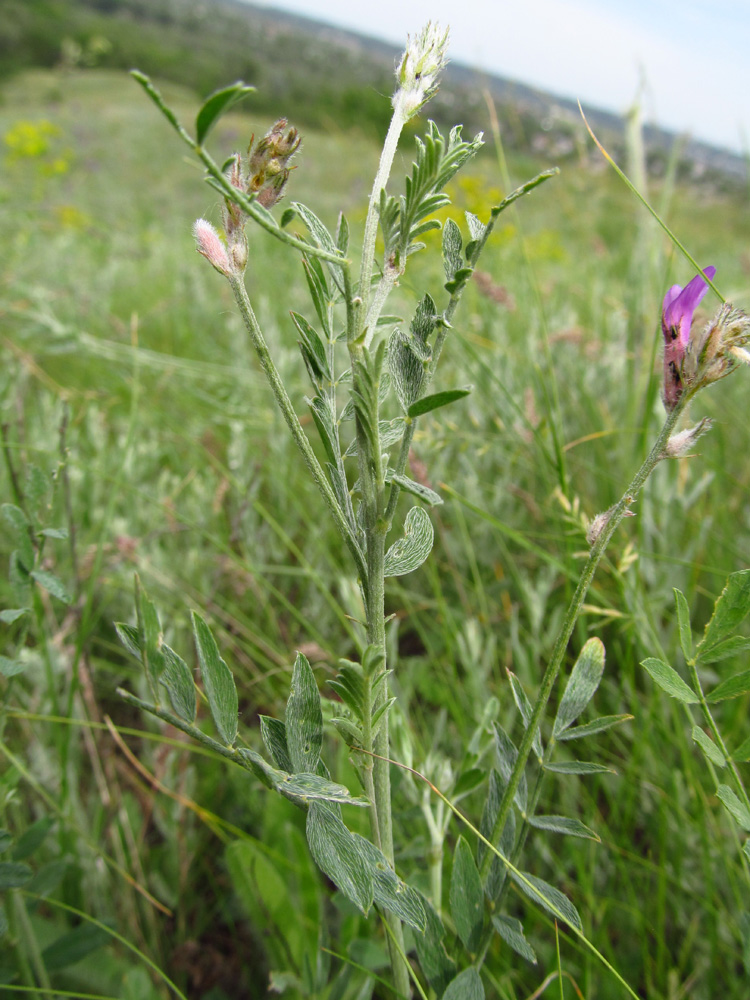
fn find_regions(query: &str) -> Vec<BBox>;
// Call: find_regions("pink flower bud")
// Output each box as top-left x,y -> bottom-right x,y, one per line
193,218 -> 233,277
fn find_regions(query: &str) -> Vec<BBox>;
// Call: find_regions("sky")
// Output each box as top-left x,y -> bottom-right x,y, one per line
247,0 -> 750,154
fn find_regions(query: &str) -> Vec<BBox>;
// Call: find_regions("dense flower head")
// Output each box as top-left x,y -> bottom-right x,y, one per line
393,22 -> 449,120
661,266 -> 715,409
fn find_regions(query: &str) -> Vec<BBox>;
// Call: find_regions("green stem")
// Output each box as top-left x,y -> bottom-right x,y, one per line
478,394 -> 687,885
685,657 -> 750,814
228,275 -> 367,583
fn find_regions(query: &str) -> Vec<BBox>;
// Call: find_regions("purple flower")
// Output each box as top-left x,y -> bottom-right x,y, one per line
661,266 -> 716,409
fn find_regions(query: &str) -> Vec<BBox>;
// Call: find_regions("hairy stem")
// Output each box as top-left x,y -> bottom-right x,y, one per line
228,275 -> 367,583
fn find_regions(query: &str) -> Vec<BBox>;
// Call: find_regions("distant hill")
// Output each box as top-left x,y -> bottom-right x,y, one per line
4,0 -> 746,187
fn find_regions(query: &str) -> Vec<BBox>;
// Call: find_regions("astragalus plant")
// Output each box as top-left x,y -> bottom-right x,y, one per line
115,23 -> 750,999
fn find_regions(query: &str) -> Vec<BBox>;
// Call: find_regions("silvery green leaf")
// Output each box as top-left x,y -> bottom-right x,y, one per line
716,784 -> 750,830
511,871 -> 582,930
387,472 -> 442,506
260,715 -> 293,772
691,727 -> 726,767
553,638 -> 605,737
31,569 -> 71,605
0,831 -> 11,854
115,622 -> 141,660
411,293 -> 438,352
159,644 -> 196,723
136,577 -> 165,696
543,760 -> 614,775
328,662 -> 365,719
478,769 -> 516,900
674,588 -> 693,660
290,202 -> 345,287
707,669 -> 750,702
293,312 -> 329,385
195,82 -> 255,145
492,914 -> 537,964
278,773 -> 369,806
336,212 -> 349,256
388,328 -> 426,412
308,395 -> 339,465
640,657 -> 699,704
465,211 -> 485,242
191,611 -> 238,746
302,254 -> 333,340
698,570 -> 750,657
442,968 -> 484,1000
556,714 -> 632,741
494,725 -> 527,813
407,387 -> 471,419
449,836 -> 484,952
384,507 -> 434,577
351,834 -> 426,932
344,418 -> 405,457
442,218 -> 463,281
2,504 -> 34,571
507,671 -> 542,760
285,651 -> 323,774
305,802 -> 373,914
415,896 -> 457,995
527,815 -> 600,841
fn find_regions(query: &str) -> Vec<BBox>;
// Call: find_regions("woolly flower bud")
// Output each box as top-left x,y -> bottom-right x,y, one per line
663,417 -> 713,459
393,22 -> 449,119
683,303 -> 750,392
193,218 -> 233,278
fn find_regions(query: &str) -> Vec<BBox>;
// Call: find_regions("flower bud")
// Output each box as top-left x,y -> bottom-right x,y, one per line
663,418 -> 713,458
683,303 -> 750,392
193,218 -> 233,277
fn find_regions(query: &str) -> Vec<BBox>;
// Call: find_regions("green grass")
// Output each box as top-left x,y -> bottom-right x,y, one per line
1,66 -> 750,999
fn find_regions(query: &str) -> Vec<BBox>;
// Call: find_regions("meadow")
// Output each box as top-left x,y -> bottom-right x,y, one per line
1,56 -> 750,1000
